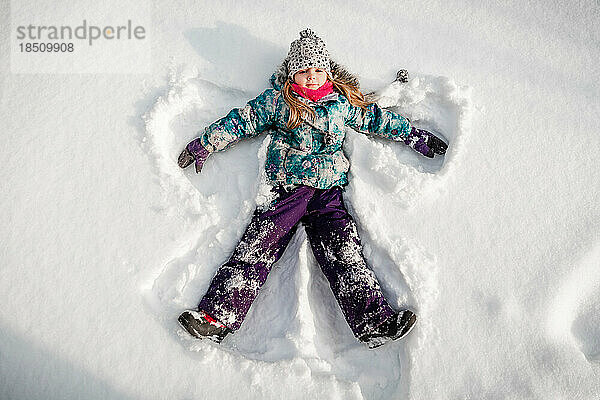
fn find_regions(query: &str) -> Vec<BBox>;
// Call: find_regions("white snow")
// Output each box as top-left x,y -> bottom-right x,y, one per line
2,1 -> 599,399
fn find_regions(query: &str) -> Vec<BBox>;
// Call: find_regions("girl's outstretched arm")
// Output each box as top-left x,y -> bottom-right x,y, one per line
345,102 -> 447,158
178,89 -> 279,173
199,89 -> 278,153
345,102 -> 412,142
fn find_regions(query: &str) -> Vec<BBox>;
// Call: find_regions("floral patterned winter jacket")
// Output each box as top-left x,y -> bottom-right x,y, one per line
197,64 -> 412,189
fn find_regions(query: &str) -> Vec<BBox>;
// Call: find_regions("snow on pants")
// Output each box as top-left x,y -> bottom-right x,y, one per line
198,185 -> 397,339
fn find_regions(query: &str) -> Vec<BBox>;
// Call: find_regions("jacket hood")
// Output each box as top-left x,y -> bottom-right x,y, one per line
270,59 -> 361,91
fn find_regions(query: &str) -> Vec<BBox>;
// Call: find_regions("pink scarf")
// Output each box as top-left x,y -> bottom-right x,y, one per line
291,80 -> 334,102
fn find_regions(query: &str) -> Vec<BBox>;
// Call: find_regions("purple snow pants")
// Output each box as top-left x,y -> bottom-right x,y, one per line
198,185 -> 397,339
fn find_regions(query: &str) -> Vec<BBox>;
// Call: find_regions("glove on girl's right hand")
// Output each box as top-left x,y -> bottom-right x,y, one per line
178,138 -> 210,173
404,127 -> 448,158
427,134 -> 448,157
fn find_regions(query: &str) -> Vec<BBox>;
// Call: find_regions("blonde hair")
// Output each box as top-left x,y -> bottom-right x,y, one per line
282,77 -> 373,130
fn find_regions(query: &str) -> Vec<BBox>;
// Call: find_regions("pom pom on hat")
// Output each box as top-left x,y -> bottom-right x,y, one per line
286,28 -> 331,80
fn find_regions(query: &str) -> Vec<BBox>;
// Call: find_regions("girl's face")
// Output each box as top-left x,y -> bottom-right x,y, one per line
293,67 -> 328,89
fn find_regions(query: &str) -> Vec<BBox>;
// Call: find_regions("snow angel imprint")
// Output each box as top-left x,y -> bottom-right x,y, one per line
176,29 -> 447,349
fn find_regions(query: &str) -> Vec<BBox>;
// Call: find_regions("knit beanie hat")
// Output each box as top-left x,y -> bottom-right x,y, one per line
286,29 -> 331,80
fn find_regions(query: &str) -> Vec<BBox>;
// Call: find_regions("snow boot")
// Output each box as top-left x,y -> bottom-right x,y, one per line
359,310 -> 417,349
178,309 -> 231,343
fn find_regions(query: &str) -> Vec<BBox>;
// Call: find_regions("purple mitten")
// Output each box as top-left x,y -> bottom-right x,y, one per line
404,127 -> 447,158
178,138 -> 210,173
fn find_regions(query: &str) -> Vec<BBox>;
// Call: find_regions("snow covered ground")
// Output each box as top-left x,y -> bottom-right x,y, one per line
1,1 -> 599,399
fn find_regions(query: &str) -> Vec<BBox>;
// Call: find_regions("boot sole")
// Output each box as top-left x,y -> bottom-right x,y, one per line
178,312 -> 204,339
396,312 -> 417,339
363,311 -> 418,349
178,311 -> 230,343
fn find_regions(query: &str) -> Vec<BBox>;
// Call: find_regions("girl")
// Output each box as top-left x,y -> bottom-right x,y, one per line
177,29 -> 447,349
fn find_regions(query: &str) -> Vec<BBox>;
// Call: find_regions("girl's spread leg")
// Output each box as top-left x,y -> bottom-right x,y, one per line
198,185 -> 314,330
303,187 -> 397,339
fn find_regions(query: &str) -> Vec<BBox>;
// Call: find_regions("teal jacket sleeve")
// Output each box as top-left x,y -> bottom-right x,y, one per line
200,89 -> 279,153
345,101 -> 412,141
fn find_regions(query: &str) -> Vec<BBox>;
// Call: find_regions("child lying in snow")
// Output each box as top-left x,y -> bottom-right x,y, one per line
177,29 -> 447,349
